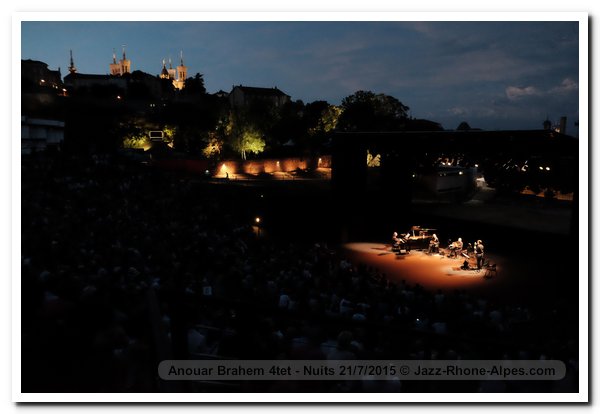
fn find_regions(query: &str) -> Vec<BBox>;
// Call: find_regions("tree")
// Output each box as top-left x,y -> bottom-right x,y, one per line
269,100 -> 307,147
121,123 -> 150,150
234,127 -> 266,160
316,105 -> 342,134
338,90 -> 409,132
184,73 -> 206,95
456,121 -> 471,131
224,111 -> 266,160
201,131 -> 224,159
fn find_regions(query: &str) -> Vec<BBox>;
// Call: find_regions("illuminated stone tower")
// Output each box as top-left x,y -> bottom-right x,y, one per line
120,46 -> 131,74
167,57 -> 176,80
109,49 -> 120,75
109,46 -> 131,76
173,51 -> 187,90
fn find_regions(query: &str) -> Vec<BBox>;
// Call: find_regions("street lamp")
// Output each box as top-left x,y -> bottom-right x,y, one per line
255,217 -> 262,237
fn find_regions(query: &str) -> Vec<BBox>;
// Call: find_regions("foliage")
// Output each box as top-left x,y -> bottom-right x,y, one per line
184,73 -> 207,95
338,90 -> 409,132
309,104 -> 342,136
224,111 -> 266,160
162,125 -> 177,147
367,150 -> 381,167
123,131 -> 150,150
456,121 -> 471,131
201,131 -> 224,159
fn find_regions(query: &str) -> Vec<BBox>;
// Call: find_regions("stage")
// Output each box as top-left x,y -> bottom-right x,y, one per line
341,242 -> 571,305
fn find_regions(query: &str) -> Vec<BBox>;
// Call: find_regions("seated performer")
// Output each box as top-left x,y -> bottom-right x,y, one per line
392,232 -> 401,251
428,233 -> 440,254
448,237 -> 463,258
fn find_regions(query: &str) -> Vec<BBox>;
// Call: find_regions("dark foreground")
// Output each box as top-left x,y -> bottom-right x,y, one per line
21,153 -> 579,393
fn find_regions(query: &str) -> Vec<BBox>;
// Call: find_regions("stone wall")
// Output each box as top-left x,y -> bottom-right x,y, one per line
217,155 -> 331,177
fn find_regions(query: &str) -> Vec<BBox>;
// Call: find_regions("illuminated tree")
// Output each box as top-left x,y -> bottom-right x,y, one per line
309,104 -> 342,136
201,131 -> 224,159
162,125 -> 177,148
234,128 -> 266,160
122,132 -> 150,150
224,112 -> 266,160
367,150 -> 381,167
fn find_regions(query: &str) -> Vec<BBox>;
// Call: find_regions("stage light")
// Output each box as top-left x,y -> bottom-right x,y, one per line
475,164 -> 479,168
117,95 -> 121,100
221,164 -> 227,172
546,167 -> 551,171
459,171 -> 463,175
255,217 -> 261,224
539,166 -> 544,170
318,158 -> 322,164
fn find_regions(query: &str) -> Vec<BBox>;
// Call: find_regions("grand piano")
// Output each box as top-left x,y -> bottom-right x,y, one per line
406,226 -> 436,250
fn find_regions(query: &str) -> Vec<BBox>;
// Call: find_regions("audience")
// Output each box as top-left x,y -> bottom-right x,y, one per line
21,152 -> 578,393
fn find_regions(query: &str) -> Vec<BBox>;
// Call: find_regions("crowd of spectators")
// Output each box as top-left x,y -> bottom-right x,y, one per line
21,152 -> 578,393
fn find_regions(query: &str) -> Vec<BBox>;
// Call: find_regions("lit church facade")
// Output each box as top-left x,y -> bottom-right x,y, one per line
159,52 -> 187,90
109,47 -> 131,76
107,47 -> 188,90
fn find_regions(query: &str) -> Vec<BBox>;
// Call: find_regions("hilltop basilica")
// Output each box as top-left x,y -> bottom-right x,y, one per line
66,46 -> 188,91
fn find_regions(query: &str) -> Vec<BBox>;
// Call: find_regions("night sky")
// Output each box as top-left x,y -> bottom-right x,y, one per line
21,21 -> 579,133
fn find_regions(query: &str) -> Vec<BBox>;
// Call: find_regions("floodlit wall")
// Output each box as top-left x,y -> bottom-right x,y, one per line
217,155 -> 331,177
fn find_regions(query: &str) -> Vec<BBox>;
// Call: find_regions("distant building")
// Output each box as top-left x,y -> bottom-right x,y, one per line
229,85 -> 290,108
63,72 -> 127,92
213,89 -> 229,98
109,46 -> 131,76
159,51 -> 187,90
21,116 -> 65,154
21,59 -> 62,90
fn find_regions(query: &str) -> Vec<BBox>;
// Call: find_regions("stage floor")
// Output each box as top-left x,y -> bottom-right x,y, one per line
341,242 -> 572,305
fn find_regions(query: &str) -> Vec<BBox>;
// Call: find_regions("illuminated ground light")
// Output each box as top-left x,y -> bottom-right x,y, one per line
253,217 -> 263,237
220,164 -> 228,176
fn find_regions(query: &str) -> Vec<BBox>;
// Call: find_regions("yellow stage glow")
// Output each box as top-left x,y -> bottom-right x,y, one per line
255,217 -> 261,224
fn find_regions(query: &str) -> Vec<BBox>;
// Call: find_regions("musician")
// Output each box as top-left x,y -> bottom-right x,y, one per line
403,232 -> 411,252
428,233 -> 439,253
392,232 -> 401,251
449,237 -> 463,258
475,240 -> 485,270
